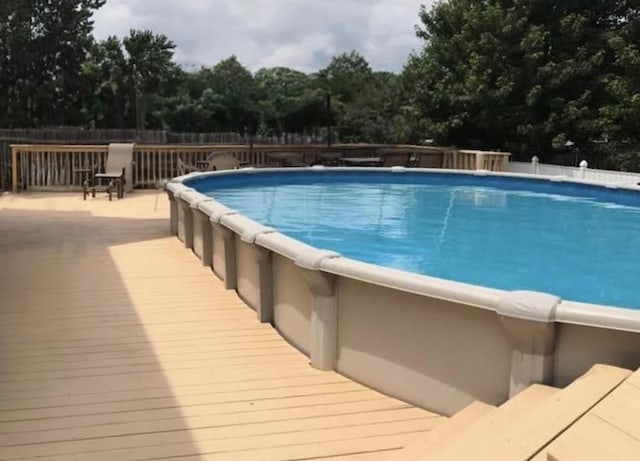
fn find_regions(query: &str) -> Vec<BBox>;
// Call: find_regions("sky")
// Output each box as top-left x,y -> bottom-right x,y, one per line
92,0 -> 433,73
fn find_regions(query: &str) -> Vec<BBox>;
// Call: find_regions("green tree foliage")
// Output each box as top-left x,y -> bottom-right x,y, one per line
82,37 -> 128,128
409,0 -> 640,157
124,30 -> 180,129
339,71 -> 424,143
254,67 -> 328,138
319,51 -> 373,104
6,0 -> 640,165
84,30 -> 179,129
0,0 -> 105,127
207,56 -> 256,132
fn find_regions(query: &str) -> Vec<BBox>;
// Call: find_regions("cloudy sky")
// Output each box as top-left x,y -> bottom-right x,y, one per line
92,0 -> 433,73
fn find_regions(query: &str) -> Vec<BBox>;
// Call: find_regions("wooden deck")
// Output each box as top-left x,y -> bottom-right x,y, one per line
542,368 -> 640,461
0,192 -> 444,461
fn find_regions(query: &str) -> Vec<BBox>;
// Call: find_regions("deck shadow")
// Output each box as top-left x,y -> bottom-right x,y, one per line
0,206 -> 205,460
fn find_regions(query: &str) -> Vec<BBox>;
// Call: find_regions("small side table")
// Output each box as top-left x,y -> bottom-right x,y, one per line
74,168 -> 93,200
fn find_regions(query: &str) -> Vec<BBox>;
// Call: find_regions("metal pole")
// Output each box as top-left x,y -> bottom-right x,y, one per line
326,93 -> 332,147
133,63 -> 143,131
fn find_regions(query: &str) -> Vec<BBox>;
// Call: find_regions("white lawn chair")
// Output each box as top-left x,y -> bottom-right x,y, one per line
177,152 -> 241,176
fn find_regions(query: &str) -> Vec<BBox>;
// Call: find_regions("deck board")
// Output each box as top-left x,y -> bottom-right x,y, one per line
0,192 -> 443,460
544,372 -> 640,461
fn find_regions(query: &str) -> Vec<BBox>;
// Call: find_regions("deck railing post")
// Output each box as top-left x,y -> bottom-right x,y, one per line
497,291 -> 559,397
11,145 -> 18,193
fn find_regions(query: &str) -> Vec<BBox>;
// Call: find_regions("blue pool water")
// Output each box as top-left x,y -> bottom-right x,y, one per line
188,171 -> 640,310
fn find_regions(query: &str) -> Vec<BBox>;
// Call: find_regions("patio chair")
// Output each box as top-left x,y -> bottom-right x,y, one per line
265,151 -> 309,167
414,149 -> 446,168
380,150 -> 414,167
177,152 -> 241,176
83,143 -> 135,201
313,150 -> 343,166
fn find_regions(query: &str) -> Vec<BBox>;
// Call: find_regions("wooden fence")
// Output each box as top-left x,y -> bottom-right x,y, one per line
9,144 -> 511,193
0,129 -> 337,190
0,129 -> 328,145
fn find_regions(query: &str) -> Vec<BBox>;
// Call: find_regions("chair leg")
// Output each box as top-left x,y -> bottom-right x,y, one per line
107,181 -> 113,201
83,180 -> 88,201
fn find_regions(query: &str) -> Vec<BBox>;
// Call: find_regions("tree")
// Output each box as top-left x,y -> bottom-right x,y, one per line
254,67 -> 313,136
409,0 -> 640,158
123,30 -> 180,129
82,30 -> 179,129
318,51 -> 373,104
337,72 -> 396,143
208,56 -> 255,132
82,37 -> 129,128
316,51 -> 376,141
0,0 -> 105,127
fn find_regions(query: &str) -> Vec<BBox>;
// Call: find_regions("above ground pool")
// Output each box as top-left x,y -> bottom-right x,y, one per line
186,170 -> 640,310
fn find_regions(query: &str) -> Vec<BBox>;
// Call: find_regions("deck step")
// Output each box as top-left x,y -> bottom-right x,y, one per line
397,384 -> 557,460
544,412 -> 640,461
416,364 -> 631,461
391,401 -> 495,460
538,370 -> 640,461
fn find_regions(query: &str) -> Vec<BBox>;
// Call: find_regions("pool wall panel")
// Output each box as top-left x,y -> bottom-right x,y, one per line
191,208 -> 211,264
166,190 -> 178,236
272,254 -> 312,356
335,278 -> 511,415
555,324 -> 640,387
235,237 -> 260,312
176,198 -> 190,247
211,224 -> 227,281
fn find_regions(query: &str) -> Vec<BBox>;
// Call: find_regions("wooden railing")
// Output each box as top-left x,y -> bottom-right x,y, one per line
10,144 -> 511,193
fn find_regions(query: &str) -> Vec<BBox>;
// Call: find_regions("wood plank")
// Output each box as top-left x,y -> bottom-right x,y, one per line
0,380 -> 361,421
546,413 -> 640,461
0,366 -> 333,410
312,452 -> 399,460
393,401 -> 495,460
51,419 -> 434,461
0,192 -> 442,460
623,367 -> 640,388
2,393 -> 402,446
535,373 -> 640,460
590,381 -> 640,441
2,409 -> 441,459
415,384 -> 557,460
418,365 -> 630,461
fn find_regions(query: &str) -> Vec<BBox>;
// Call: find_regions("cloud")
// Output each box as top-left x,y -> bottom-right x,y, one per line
91,0 -> 432,73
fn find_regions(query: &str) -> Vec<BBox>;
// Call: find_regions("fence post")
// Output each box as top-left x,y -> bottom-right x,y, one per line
531,156 -> 539,175
11,146 -> 18,193
579,160 -> 588,180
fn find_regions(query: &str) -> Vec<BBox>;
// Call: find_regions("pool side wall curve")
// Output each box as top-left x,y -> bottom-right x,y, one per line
166,168 -> 640,416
